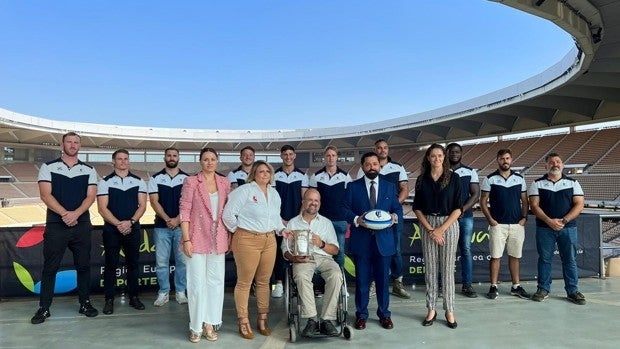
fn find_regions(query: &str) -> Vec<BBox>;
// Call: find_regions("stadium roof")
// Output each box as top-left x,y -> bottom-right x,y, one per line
1,0 -> 619,153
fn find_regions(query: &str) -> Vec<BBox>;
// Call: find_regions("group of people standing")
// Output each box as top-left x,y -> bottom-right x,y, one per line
31,131 -> 586,342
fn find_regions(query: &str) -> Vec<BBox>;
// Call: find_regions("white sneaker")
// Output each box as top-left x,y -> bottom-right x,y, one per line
153,292 -> 169,307
271,283 -> 283,298
176,291 -> 188,304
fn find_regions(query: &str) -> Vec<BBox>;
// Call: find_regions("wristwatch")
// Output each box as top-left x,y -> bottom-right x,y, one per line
561,218 -> 568,224
320,240 -> 326,249
130,219 -> 136,225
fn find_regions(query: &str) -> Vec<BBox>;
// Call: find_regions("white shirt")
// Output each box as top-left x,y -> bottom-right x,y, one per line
222,181 -> 285,234
283,213 -> 338,257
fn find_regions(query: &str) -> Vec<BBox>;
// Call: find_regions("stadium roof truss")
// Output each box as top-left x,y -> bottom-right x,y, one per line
1,0 -> 619,152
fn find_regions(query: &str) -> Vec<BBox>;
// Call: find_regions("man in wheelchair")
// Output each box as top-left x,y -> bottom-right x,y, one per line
283,189 -> 343,337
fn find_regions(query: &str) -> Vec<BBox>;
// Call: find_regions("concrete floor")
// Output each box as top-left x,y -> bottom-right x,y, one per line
1,277 -> 619,349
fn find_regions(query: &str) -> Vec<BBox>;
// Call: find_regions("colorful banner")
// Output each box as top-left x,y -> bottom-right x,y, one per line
0,214 -> 601,297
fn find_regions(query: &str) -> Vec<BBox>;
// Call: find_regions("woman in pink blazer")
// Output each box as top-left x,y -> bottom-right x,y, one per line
179,147 -> 231,343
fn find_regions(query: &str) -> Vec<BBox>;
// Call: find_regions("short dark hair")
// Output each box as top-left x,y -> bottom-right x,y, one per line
112,148 -> 129,159
361,152 -> 379,165
545,152 -> 561,162
240,146 -> 255,155
497,149 -> 512,158
374,139 -> 387,146
164,147 -> 179,154
280,144 -> 295,153
446,143 -> 462,151
62,132 -> 80,142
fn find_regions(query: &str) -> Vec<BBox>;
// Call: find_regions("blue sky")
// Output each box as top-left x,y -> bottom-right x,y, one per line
0,1 -> 574,130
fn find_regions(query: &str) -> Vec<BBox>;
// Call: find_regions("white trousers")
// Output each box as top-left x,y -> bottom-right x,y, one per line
186,253 -> 225,333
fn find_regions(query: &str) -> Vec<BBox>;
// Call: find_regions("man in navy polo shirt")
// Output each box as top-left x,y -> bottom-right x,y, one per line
447,142 -> 480,298
97,149 -> 148,314
480,149 -> 531,300
227,145 -> 255,189
528,153 -> 585,305
31,132 -> 99,324
272,144 -> 308,297
149,147 -> 189,306
309,145 -> 352,268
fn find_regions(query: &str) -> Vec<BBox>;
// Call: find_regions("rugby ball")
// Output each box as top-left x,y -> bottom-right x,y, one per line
362,209 -> 393,230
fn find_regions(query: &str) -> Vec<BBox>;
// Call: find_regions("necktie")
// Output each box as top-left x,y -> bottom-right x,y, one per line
369,180 -> 376,209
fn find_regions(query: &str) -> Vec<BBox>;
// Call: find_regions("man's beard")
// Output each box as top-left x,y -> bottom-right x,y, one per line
549,169 -> 562,176
500,163 -> 510,171
365,171 -> 379,180
166,161 -> 178,169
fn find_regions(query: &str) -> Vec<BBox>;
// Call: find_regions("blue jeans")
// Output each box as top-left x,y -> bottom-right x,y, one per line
332,220 -> 348,268
536,226 -> 579,294
390,219 -> 404,279
457,216 -> 474,286
154,227 -> 186,294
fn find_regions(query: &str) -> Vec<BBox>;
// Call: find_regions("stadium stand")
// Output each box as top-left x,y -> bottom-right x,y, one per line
3,163 -> 39,182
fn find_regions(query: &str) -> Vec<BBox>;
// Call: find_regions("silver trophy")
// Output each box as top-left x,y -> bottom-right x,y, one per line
285,229 -> 312,257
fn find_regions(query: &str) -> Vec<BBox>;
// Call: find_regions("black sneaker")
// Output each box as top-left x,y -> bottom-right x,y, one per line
486,285 -> 498,300
31,307 -> 50,324
129,297 -> 145,310
461,284 -> 478,298
567,291 -> 586,305
103,299 -> 114,314
321,320 -> 339,336
510,285 -> 531,299
302,318 -> 319,337
531,288 -> 549,302
79,300 -> 99,317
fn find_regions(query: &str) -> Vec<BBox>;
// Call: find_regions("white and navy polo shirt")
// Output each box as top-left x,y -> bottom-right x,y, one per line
38,158 -> 98,224
356,160 -> 408,186
273,167 -> 309,221
227,166 -> 249,186
148,169 -> 189,228
528,174 -> 584,228
481,170 -> 526,224
453,164 -> 479,218
309,166 -> 352,221
97,172 -> 147,232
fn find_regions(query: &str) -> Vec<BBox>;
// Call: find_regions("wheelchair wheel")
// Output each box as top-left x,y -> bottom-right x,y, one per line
289,322 -> 297,343
343,325 -> 353,340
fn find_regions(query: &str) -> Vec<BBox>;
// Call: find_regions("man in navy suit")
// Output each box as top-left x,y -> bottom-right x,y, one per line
343,152 -> 402,330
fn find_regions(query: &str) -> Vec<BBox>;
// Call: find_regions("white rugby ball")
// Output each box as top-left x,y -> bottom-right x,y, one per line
362,209 -> 393,230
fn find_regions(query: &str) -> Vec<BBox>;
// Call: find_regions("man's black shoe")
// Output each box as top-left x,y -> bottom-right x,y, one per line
461,285 -> 478,298
79,300 -> 99,317
31,307 -> 50,324
129,297 -> 145,310
302,318 -> 319,337
103,299 -> 114,315
320,320 -> 339,336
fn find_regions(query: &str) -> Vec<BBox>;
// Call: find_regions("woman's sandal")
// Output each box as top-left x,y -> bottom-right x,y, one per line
238,318 -> 254,340
202,324 -> 218,341
257,313 -> 271,336
189,330 -> 201,343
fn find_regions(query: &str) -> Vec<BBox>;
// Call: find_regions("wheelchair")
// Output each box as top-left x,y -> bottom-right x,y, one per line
284,261 -> 353,342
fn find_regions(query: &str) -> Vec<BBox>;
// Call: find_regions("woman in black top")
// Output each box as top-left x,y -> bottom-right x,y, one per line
412,143 -> 463,329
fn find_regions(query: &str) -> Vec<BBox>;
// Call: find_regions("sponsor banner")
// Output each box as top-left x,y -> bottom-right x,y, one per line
0,214 -> 601,297
400,214 -> 601,285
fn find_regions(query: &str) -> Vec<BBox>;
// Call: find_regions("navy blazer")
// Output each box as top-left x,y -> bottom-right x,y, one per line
342,176 -> 403,257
